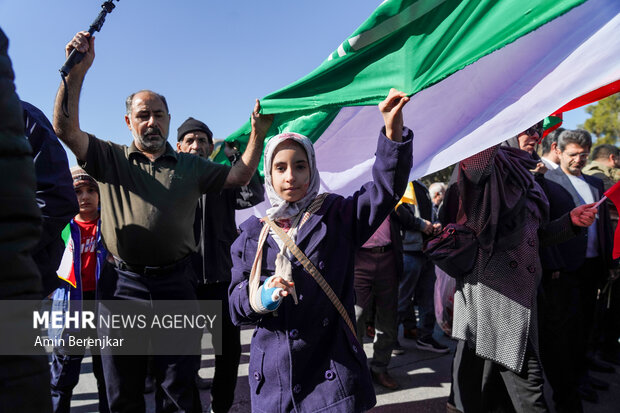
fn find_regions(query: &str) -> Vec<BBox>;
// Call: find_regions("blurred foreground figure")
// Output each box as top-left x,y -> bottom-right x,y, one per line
0,27 -> 52,412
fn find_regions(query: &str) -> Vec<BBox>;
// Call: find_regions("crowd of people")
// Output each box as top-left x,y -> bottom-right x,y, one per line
1,26 -> 619,413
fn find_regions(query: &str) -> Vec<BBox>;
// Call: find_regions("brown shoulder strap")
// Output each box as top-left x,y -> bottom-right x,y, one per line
263,213 -> 357,338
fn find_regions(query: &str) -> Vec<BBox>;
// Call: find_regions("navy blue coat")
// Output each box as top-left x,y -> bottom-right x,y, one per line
229,130 -> 412,413
22,101 -> 78,296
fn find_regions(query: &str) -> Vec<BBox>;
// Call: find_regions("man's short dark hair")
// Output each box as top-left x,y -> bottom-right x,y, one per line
125,90 -> 169,115
541,127 -> 564,155
557,129 -> 592,152
591,144 -> 619,161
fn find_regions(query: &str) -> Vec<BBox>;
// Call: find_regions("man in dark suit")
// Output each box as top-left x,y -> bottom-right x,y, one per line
544,129 -> 616,408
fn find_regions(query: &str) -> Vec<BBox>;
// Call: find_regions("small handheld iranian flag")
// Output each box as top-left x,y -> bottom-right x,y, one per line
56,224 -> 77,288
542,114 -> 563,139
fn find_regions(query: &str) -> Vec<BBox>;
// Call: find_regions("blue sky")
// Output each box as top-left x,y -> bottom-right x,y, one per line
0,0 -> 587,166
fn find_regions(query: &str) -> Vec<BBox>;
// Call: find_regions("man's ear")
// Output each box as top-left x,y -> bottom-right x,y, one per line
176,141 -> 182,152
125,114 -> 132,130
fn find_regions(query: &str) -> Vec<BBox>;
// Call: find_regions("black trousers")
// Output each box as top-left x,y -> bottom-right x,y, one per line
539,271 -> 583,413
452,340 -> 548,413
195,282 -> 241,413
98,261 -> 201,413
539,257 -> 604,413
600,276 -> 620,355
575,258 -> 604,376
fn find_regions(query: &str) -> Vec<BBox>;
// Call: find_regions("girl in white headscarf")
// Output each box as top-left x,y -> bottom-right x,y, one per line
246,132 -> 320,312
229,89 -> 413,413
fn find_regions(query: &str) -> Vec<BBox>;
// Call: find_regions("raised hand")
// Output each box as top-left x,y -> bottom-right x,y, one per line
251,99 -> 274,139
65,31 -> 95,75
378,88 -> 410,142
224,99 -> 274,188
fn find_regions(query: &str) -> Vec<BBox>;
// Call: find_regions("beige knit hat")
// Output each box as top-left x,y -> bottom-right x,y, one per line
70,166 -> 98,192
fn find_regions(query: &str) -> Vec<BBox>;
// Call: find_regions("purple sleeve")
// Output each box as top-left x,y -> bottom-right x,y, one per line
334,127 -> 413,247
228,219 -> 266,325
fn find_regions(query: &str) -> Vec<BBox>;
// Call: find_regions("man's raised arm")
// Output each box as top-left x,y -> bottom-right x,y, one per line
53,31 -> 94,161
223,100 -> 274,188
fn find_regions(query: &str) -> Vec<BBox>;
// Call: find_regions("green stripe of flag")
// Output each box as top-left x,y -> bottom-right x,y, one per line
216,0 -> 587,169
61,223 -> 71,246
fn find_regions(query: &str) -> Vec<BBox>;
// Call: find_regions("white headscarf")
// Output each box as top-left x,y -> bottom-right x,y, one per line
248,132 -> 320,311
263,132 -> 320,221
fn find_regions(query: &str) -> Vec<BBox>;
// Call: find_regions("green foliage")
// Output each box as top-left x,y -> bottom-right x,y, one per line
581,93 -> 620,145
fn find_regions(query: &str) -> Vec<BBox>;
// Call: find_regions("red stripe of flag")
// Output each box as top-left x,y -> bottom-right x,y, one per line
555,79 -> 620,113
539,79 -> 620,143
540,79 -> 620,145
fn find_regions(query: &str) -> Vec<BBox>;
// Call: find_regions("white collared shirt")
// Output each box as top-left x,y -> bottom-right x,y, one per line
567,173 -> 599,258
541,157 -> 559,170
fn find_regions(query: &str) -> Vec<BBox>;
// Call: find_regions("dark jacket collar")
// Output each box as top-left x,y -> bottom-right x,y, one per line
546,167 -> 599,206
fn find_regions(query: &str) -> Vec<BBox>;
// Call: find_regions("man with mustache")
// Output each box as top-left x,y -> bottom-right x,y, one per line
52,31 -> 273,413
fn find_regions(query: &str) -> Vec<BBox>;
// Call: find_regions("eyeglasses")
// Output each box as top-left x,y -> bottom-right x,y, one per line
524,125 -> 542,137
565,152 -> 589,159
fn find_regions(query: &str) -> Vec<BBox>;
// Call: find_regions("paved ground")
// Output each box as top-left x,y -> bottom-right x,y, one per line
69,327 -> 620,412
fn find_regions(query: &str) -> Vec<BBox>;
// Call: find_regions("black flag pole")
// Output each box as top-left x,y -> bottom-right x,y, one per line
60,0 -> 120,116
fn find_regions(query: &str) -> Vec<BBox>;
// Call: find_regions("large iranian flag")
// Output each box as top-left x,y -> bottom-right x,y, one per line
221,0 -> 620,217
